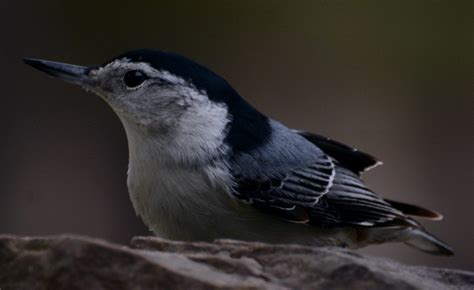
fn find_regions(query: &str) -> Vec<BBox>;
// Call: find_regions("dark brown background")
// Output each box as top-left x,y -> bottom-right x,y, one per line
1,1 -> 472,270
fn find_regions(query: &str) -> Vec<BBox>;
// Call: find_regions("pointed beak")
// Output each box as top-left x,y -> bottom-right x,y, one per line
23,58 -> 96,87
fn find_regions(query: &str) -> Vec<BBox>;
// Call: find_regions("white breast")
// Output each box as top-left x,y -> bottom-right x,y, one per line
129,160 -> 237,240
121,115 -> 240,240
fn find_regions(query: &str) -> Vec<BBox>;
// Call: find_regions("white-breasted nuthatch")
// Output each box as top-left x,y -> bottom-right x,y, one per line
24,49 -> 453,255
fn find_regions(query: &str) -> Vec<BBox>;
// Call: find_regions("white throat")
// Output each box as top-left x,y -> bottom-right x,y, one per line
117,108 -> 235,239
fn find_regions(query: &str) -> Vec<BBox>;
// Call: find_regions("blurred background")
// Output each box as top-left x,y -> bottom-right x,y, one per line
1,0 -> 472,270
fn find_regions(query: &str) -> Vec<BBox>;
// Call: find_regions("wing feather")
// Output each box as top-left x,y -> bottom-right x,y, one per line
231,155 -> 410,227
296,131 -> 382,175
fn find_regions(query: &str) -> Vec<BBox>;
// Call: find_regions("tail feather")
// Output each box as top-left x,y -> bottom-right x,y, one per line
404,228 -> 454,256
384,199 -> 443,220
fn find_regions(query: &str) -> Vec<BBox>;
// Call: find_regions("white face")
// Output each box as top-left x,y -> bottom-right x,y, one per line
86,59 -> 194,129
25,56 -> 232,164
85,58 -> 231,163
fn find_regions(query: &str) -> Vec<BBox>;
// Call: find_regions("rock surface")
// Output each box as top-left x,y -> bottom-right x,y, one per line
0,235 -> 473,290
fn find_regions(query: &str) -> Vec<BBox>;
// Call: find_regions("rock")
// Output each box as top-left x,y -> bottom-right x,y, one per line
0,235 -> 472,290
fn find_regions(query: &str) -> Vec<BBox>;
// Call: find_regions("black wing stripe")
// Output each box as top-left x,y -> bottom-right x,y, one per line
334,204 -> 397,219
277,185 -> 317,204
308,167 -> 332,174
308,166 -> 333,176
292,170 -> 331,183
308,162 -> 333,169
328,196 -> 392,210
337,180 -> 377,194
340,210 -> 394,221
284,179 -> 327,193
330,185 -> 378,199
335,171 -> 362,184
296,131 -> 381,174
330,200 -> 400,217
316,164 -> 409,226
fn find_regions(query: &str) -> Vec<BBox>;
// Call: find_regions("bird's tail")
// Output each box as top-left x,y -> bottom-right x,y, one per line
404,228 -> 454,256
384,199 -> 443,220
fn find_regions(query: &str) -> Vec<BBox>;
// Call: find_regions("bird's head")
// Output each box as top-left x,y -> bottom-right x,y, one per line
24,49 -> 271,162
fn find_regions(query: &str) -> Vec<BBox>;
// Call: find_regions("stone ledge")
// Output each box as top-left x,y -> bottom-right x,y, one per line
0,235 -> 472,290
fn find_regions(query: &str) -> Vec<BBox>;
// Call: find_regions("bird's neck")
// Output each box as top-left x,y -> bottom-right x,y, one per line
118,118 -> 235,239
118,115 -> 231,194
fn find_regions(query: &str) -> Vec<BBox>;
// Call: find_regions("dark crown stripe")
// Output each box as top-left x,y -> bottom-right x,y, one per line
107,49 -> 271,153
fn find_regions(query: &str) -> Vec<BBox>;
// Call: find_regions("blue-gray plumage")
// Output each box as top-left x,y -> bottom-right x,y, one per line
23,49 -> 453,255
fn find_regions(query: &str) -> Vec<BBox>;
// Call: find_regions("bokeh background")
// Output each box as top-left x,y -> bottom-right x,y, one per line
1,1 -> 472,270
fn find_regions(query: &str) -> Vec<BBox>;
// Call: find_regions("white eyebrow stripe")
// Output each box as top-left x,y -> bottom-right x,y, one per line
156,70 -> 187,85
92,58 -> 191,88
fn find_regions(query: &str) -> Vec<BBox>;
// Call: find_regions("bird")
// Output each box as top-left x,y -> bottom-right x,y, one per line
24,49 -> 453,255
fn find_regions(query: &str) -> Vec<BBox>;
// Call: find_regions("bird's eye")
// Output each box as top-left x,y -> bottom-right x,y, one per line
123,70 -> 148,88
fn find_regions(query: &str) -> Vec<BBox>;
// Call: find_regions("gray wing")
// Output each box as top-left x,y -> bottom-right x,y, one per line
296,130 -> 382,175
229,121 -> 412,227
232,153 -> 336,223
